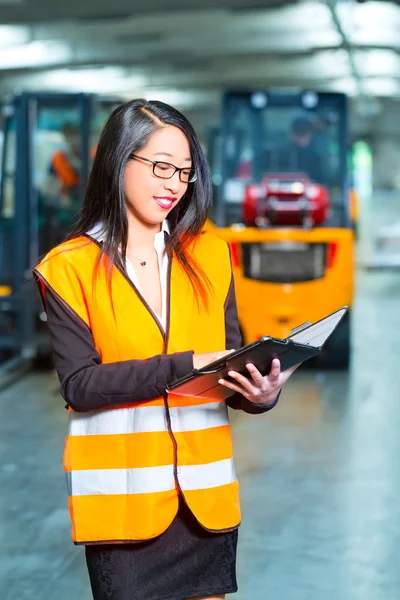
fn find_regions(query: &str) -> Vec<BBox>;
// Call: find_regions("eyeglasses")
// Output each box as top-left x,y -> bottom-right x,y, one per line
129,154 -> 197,184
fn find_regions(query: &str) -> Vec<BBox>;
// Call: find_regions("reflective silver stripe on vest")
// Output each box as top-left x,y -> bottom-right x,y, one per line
177,458 -> 237,491
66,464 -> 175,496
66,458 -> 236,496
68,402 -> 229,436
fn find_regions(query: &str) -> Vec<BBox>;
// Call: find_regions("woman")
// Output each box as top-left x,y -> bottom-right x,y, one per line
33,99 -> 298,600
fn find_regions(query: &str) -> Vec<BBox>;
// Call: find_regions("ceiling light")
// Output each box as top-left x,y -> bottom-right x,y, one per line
362,78 -> 400,97
0,41 -> 71,69
0,25 -> 29,49
33,67 -> 146,93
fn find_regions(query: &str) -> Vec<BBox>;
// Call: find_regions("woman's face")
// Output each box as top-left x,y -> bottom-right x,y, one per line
124,125 -> 192,227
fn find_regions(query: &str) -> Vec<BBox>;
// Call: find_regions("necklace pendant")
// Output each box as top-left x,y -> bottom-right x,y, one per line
140,261 -> 146,266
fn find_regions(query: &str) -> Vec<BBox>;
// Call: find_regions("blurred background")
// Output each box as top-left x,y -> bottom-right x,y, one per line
1,0 -> 400,598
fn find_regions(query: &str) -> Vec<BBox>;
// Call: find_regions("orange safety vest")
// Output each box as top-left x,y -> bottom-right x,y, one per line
34,232 -> 241,544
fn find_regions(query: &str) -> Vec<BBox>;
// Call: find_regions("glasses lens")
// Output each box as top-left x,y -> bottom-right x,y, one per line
181,169 -> 197,183
154,162 -> 176,178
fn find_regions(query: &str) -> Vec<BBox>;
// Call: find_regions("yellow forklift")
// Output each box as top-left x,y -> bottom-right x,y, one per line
207,90 -> 355,367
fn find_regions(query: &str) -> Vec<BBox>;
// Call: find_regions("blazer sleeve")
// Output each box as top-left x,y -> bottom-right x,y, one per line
44,289 -> 194,412
224,269 -> 280,415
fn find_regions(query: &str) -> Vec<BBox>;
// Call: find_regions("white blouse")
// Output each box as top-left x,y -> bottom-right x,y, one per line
87,220 -> 170,331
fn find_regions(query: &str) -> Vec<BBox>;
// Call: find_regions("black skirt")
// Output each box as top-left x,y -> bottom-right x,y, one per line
85,498 -> 239,600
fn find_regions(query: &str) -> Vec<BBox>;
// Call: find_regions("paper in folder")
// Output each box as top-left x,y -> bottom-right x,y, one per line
167,306 -> 348,400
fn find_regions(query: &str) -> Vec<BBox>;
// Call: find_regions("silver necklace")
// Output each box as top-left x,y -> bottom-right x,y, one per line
129,248 -> 152,267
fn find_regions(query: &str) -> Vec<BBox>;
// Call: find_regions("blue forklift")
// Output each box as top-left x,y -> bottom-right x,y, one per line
0,91 -> 120,382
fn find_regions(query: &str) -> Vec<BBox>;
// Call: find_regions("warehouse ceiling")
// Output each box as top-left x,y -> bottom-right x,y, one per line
1,0 -> 400,113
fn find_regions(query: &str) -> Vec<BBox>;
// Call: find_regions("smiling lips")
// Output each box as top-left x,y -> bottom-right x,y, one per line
153,196 -> 177,210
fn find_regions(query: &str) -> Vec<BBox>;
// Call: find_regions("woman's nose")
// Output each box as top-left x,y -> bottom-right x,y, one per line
164,172 -> 182,193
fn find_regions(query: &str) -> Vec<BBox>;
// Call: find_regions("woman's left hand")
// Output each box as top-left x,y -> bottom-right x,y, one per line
218,358 -> 300,407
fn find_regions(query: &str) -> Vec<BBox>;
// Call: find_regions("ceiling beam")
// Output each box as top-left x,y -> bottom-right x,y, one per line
325,0 -> 362,95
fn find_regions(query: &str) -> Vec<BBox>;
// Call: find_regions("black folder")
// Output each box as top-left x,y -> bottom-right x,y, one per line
167,306 -> 348,400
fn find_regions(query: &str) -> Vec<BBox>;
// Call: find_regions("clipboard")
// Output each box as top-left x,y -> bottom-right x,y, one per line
167,306 -> 348,400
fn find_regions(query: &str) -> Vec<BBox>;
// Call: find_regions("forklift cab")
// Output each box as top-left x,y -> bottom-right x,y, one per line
213,91 -> 350,229
0,92 -> 120,363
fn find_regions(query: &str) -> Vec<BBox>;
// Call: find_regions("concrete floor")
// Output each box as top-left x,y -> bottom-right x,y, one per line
234,266 -> 400,599
1,200 -> 400,599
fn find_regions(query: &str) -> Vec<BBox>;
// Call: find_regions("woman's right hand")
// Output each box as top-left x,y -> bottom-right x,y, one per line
193,349 -> 235,370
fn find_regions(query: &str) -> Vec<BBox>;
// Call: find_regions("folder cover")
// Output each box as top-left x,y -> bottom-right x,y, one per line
167,306 -> 348,400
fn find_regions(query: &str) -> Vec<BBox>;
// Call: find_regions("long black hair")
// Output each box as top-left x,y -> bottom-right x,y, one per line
69,99 -> 213,304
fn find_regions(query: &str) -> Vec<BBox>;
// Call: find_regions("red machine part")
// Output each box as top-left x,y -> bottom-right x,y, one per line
243,173 -> 330,227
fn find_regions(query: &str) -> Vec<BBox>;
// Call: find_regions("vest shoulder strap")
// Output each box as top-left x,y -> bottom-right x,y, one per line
33,237 -> 97,328
189,231 -> 232,295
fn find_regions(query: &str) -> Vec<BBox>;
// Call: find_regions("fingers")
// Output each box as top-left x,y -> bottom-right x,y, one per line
268,358 -> 281,382
218,377 -> 249,397
245,363 -> 264,386
219,357 -> 296,398
226,370 -> 256,394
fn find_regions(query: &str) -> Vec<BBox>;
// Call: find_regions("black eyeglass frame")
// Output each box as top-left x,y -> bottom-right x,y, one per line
129,153 -> 197,183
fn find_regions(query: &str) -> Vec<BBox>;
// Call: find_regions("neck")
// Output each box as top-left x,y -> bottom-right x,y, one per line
126,210 -> 162,251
